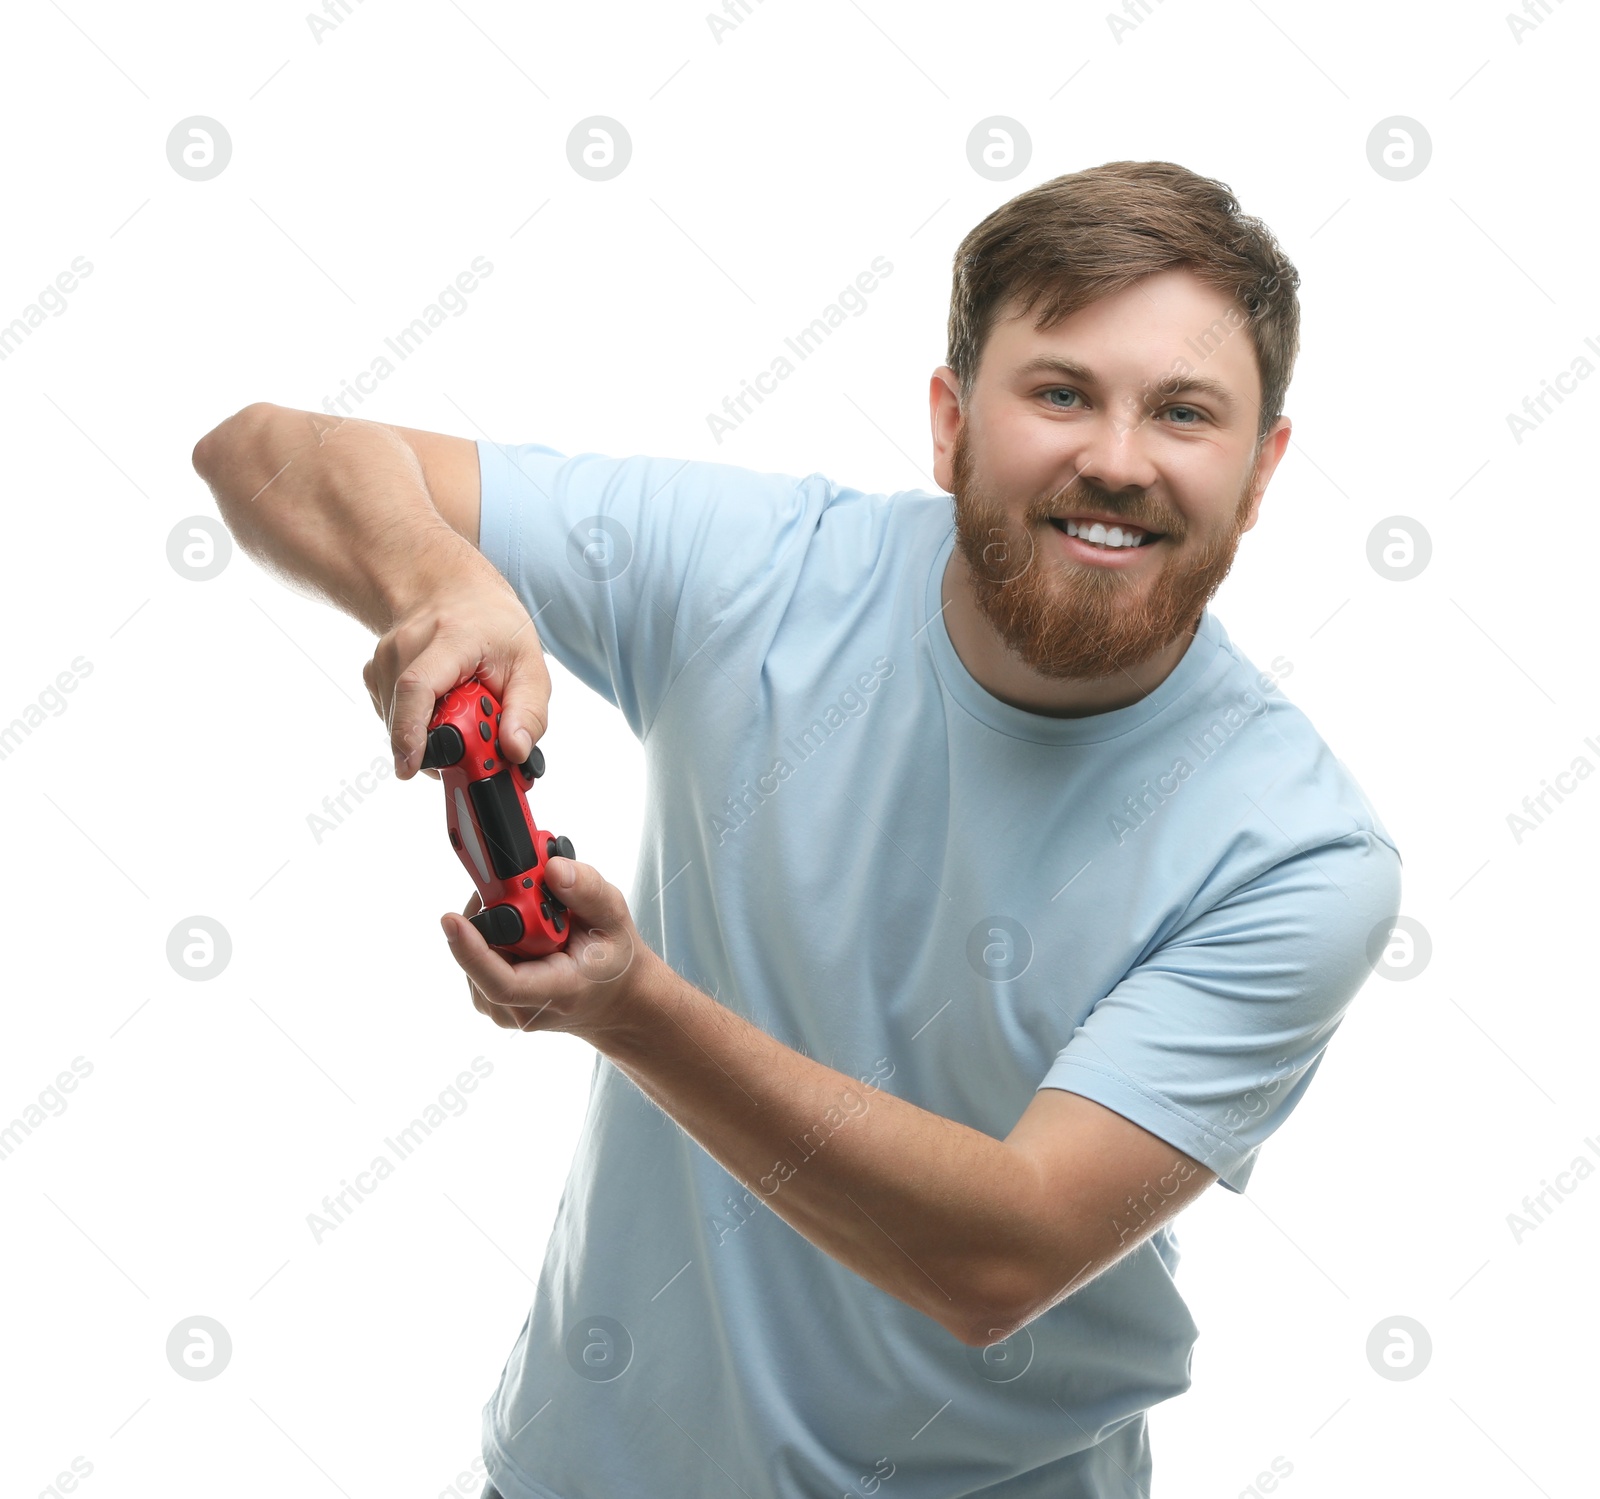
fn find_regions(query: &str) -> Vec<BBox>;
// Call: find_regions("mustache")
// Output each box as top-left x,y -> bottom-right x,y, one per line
949,431 -> 1191,537
1028,476 -> 1166,533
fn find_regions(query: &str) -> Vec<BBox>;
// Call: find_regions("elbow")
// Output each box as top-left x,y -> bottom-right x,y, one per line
952,1261 -> 1041,1350
191,401 -> 280,487
955,1317 -> 1017,1352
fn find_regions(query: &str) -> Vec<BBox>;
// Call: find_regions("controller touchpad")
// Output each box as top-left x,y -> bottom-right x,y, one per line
467,769 -> 538,878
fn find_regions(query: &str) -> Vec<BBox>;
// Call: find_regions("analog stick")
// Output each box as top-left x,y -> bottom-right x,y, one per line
469,902 -> 525,946
420,724 -> 466,770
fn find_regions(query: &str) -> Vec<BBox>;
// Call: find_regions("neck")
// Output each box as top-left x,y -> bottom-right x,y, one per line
939,549 -> 1196,719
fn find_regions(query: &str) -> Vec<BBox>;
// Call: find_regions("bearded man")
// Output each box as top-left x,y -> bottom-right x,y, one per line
194,158 -> 1402,1499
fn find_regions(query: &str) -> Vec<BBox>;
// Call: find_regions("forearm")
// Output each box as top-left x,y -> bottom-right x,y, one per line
191,403 -> 472,634
598,962 -> 1047,1345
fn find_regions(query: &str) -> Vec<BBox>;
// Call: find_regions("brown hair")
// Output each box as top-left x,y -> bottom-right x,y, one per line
946,160 -> 1300,441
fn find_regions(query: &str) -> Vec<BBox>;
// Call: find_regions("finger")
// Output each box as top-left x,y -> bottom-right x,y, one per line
490,636 -> 552,766
466,970 -> 514,1028
458,893 -> 489,1009
471,969 -> 558,1033
478,991 -> 522,1030
367,655 -> 436,778
389,642 -> 475,780
367,616 -> 433,769
488,990 -> 541,1032
440,911 -> 568,1018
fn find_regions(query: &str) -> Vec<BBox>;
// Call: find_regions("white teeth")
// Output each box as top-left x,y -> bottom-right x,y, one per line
1063,518 -> 1148,548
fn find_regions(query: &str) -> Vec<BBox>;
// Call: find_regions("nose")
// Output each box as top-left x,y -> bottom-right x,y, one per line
1070,409 -> 1160,496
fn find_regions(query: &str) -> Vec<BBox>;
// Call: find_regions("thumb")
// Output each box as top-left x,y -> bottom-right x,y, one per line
498,658 -> 550,766
544,859 -> 636,983
544,858 -> 611,917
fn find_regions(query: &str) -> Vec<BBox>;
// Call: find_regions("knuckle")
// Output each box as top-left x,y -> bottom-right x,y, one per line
373,632 -> 402,673
391,615 -> 435,659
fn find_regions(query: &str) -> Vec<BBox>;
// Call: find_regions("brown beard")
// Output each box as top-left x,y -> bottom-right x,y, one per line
948,420 -> 1259,681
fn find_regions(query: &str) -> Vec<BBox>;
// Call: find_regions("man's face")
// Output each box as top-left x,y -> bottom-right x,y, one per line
938,267 -> 1290,681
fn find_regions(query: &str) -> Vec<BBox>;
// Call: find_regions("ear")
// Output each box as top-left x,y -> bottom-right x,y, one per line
1240,415 -> 1292,533
929,366 -> 963,494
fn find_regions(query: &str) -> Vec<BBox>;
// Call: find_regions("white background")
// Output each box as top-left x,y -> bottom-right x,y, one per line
0,1 -> 1594,1495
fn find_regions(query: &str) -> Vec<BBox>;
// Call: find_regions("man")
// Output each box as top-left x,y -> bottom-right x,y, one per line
193,159 -> 1402,1498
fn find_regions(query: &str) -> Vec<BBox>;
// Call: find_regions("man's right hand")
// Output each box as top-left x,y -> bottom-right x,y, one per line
364,557 -> 551,782
190,403 -> 548,780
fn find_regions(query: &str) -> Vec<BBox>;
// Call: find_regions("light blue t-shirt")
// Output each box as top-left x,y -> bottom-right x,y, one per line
473,438 -> 1403,1499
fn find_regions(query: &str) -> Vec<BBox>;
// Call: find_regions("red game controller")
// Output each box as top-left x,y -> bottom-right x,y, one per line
420,676 -> 574,960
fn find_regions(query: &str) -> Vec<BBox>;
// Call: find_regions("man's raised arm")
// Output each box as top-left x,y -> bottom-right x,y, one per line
190,402 -> 551,779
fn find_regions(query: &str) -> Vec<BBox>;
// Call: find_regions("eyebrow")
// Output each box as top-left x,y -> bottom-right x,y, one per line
1012,355 -> 1239,415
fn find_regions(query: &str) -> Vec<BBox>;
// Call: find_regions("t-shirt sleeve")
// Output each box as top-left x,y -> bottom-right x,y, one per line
1036,829 -> 1403,1194
475,438 -> 824,740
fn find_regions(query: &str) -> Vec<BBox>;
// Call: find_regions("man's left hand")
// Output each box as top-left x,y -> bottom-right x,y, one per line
440,857 -> 657,1044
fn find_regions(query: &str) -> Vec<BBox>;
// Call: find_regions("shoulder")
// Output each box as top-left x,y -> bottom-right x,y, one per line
1230,620 -> 1394,836
1174,618 -> 1402,896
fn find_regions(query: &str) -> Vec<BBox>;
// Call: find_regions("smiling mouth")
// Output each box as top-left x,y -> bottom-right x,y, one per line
1046,516 -> 1164,550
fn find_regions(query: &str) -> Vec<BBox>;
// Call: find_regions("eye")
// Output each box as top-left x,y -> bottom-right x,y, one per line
1163,404 -> 1204,425
1043,387 -> 1084,409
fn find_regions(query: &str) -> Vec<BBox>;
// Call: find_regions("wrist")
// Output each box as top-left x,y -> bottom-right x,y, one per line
587,946 -> 679,1062
373,528 -> 494,630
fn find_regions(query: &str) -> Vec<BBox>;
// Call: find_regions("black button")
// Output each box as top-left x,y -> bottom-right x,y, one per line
522,877 -> 533,888
478,721 -> 492,741
480,696 -> 493,716
421,723 -> 465,770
